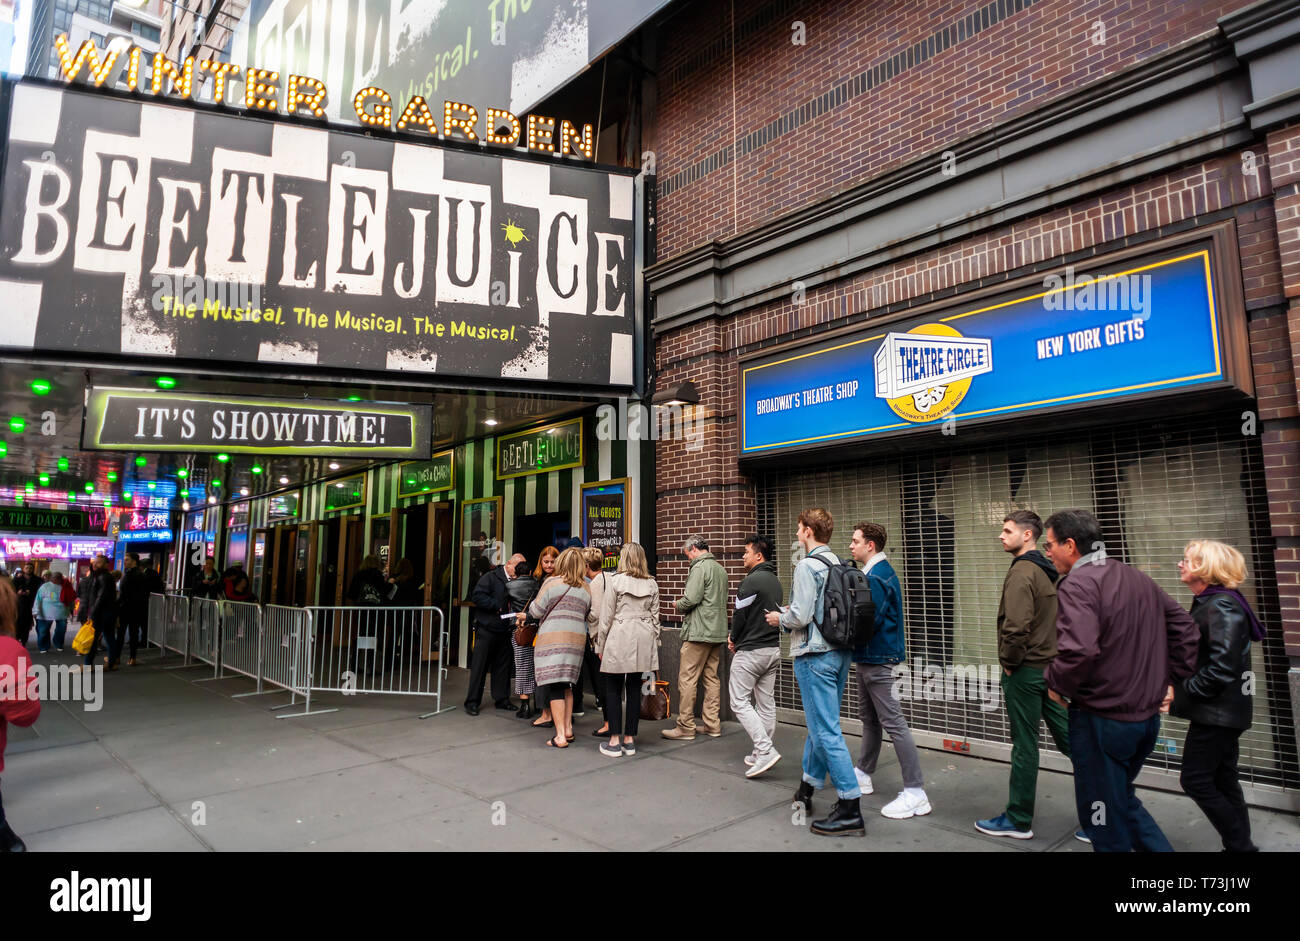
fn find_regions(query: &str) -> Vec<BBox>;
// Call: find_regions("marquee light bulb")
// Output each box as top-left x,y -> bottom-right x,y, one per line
353,86 -> 392,127
217,453 -> 229,462
57,457 -> 68,471
527,114 -> 557,153
135,456 -> 147,466
39,474 -> 49,485
244,67 -> 280,110
396,96 -> 438,133
200,60 -> 241,104
29,379 -> 51,395
560,120 -> 595,160
9,416 -> 24,433
107,472 -> 118,482
485,108 -> 521,146
286,74 -> 328,118
151,52 -> 196,97
443,101 -> 479,141
177,468 -> 188,478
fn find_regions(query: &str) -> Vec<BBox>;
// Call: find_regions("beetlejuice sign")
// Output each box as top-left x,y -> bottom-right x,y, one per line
0,81 -> 637,388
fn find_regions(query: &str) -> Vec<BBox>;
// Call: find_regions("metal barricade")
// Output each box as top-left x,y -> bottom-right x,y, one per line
158,593 -> 191,661
218,600 -> 263,686
304,606 -> 451,714
147,593 -> 166,655
188,597 -> 222,677
261,605 -> 335,717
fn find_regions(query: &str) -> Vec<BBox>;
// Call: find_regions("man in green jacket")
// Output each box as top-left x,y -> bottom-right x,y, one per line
664,535 -> 728,741
976,510 -> 1071,840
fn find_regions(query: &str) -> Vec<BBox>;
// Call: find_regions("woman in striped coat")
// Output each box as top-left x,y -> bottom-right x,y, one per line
527,548 -> 597,748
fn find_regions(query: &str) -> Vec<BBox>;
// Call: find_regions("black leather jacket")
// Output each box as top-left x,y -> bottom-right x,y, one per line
1171,592 -> 1254,730
87,569 -> 118,625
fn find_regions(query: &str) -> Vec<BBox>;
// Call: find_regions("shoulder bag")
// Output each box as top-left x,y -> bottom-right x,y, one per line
514,585 -> 572,647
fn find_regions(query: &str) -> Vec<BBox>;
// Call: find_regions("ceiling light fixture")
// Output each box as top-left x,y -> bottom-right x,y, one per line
484,418 -> 499,427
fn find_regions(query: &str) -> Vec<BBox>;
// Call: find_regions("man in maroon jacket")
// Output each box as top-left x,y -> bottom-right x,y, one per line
1043,509 -> 1199,852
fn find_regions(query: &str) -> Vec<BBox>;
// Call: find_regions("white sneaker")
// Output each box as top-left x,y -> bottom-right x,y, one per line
881,790 -> 932,819
745,751 -> 781,778
854,768 -> 874,795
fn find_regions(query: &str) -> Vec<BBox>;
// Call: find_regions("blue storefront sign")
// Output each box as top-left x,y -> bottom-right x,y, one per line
741,250 -> 1229,455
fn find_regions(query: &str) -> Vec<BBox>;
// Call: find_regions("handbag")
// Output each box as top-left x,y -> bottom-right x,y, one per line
514,585 -> 572,647
639,671 -> 671,721
72,619 -> 96,655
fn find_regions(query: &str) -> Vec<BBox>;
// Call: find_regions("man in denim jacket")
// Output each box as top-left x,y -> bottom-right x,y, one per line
765,508 -> 864,837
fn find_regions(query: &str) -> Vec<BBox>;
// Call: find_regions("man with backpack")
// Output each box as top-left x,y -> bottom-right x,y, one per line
848,522 -> 931,820
765,508 -> 864,837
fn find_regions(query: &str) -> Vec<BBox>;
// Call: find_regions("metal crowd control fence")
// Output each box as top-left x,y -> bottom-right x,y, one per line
147,596 -> 450,717
260,604 -> 331,717
303,606 -> 451,715
154,593 -> 190,660
188,597 -> 222,678
219,600 -> 264,686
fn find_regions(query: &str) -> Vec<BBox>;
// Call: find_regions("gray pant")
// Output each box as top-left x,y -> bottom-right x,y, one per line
855,662 -> 924,789
728,646 -> 781,757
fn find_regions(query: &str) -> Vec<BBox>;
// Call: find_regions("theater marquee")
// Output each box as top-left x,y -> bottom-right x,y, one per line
0,81 -> 637,388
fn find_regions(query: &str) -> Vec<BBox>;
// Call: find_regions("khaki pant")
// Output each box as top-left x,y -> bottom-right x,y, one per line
675,640 -> 722,734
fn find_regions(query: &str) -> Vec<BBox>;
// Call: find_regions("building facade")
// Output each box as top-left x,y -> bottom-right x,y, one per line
647,0 -> 1300,807
25,0 -> 164,78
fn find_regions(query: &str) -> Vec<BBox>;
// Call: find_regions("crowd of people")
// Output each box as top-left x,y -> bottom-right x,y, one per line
0,505 -> 1268,852
464,507 -> 1263,851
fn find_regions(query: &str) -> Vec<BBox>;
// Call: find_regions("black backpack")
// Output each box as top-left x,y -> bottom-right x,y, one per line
806,553 -> 877,649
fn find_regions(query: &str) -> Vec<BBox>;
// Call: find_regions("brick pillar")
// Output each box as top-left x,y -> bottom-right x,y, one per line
1264,124 -> 1300,738
654,318 -> 756,720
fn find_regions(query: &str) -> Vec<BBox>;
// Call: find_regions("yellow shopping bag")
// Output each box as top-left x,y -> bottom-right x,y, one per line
72,619 -> 95,655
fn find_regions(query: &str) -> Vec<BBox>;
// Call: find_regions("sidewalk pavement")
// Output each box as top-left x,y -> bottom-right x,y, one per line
5,647 -> 1299,852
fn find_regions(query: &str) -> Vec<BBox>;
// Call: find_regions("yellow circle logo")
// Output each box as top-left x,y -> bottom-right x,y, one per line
883,323 -> 977,423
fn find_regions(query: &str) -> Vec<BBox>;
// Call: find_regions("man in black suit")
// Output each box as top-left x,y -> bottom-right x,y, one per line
465,552 -> 526,715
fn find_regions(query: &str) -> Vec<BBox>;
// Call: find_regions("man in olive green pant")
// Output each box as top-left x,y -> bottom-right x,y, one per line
665,535 -> 729,740
976,511 -> 1070,840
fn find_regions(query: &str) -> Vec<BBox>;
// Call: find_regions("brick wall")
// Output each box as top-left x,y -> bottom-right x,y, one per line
655,0 -> 1254,262
1265,124 -> 1300,651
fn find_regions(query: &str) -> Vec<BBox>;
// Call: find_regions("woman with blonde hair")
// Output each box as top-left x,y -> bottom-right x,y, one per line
1167,539 -> 1263,852
594,543 -> 660,757
527,547 -> 596,748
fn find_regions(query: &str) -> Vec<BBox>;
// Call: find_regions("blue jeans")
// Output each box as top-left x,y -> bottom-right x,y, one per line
1069,708 -> 1173,852
793,648 -> 861,800
36,618 -> 68,651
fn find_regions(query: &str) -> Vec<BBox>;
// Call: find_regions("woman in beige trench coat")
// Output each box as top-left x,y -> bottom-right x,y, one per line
594,543 -> 660,758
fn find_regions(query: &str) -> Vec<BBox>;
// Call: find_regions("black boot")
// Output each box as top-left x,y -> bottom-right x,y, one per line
1,825 -> 27,852
516,699 -> 534,720
792,781 -> 814,817
811,798 -> 865,837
